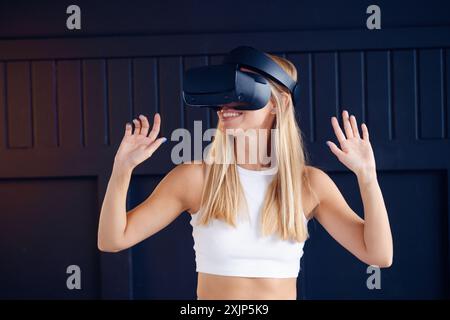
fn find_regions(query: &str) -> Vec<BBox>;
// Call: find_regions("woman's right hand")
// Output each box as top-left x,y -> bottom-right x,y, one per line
114,113 -> 167,171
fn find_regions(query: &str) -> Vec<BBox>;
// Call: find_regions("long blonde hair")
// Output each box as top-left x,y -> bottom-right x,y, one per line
196,52 -> 314,242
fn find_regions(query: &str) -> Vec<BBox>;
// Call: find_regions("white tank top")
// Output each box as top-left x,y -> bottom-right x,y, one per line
189,164 -> 308,278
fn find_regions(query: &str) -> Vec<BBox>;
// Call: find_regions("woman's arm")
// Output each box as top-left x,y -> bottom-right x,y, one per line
357,169 -> 393,267
97,113 -> 203,252
310,109 -> 393,267
309,166 -> 393,267
98,162 -> 203,252
97,163 -> 133,252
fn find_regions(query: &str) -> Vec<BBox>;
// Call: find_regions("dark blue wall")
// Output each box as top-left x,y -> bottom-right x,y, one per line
0,0 -> 449,299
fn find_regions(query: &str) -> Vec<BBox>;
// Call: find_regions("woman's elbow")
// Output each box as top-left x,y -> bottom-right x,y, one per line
377,256 -> 393,268
366,255 -> 393,268
97,238 -> 124,253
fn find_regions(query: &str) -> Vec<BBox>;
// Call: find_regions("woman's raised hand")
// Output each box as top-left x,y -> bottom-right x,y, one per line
114,113 -> 167,171
326,110 -> 377,182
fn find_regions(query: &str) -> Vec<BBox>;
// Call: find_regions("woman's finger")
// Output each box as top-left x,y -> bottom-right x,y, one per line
139,114 -> 150,136
132,118 -> 141,135
326,140 -> 345,159
331,116 -> 346,144
145,136 -> 167,156
349,115 -> 361,139
342,110 -> 354,139
148,113 -> 161,142
361,123 -> 370,141
125,122 -> 132,137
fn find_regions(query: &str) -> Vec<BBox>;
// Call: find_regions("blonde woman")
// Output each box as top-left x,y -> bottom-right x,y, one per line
97,52 -> 393,300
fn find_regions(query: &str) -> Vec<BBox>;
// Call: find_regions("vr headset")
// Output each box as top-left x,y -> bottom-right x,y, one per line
182,46 -> 300,110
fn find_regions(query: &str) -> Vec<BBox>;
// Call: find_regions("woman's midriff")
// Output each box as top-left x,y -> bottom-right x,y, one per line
196,272 -> 298,300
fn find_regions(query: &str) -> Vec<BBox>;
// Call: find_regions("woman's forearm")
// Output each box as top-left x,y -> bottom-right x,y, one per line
357,169 -> 393,267
97,163 -> 133,252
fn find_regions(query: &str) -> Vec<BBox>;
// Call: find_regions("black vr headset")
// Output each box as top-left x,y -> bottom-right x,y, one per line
182,46 -> 300,110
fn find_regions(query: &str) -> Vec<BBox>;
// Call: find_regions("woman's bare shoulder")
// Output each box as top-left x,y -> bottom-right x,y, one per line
303,165 -> 329,184
169,162 -> 206,214
172,161 -> 206,182
302,165 -> 332,218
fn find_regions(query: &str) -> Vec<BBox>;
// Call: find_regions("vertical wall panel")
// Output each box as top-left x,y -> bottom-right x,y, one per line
0,62 -> 5,149
366,51 -> 391,142
57,60 -> 83,148
6,61 -> 32,148
313,52 -> 336,143
392,50 -> 416,141
31,61 -> 58,148
158,57 -> 183,138
445,49 -> 449,139
339,52 -> 364,124
133,58 -> 159,119
418,49 -> 444,139
107,59 -> 133,147
83,59 -> 108,147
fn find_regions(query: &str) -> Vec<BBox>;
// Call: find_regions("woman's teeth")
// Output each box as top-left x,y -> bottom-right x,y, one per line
222,112 -> 242,118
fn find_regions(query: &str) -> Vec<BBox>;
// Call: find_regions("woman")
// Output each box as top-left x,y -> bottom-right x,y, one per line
97,52 -> 393,300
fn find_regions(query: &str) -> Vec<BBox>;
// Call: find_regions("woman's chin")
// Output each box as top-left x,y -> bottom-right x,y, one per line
219,120 -> 242,131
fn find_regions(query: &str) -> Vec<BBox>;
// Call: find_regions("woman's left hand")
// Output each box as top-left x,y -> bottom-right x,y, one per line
326,110 -> 377,183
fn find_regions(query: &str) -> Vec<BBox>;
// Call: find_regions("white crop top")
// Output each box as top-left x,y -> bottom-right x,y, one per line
189,164 -> 309,278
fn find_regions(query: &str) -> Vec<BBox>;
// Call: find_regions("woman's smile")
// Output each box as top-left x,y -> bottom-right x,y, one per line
217,108 -> 244,122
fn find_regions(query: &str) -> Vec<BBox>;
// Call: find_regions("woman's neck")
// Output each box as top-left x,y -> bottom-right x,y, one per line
233,130 -> 274,171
